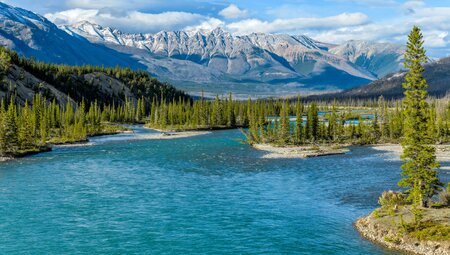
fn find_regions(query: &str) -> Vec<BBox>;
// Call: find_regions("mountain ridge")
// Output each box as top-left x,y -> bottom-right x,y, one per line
0,2 -> 406,97
63,20 -> 404,96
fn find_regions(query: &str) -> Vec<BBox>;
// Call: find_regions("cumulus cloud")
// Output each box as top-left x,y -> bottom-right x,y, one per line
331,0 -> 397,7
45,9 -> 217,33
311,22 -> 409,43
45,9 -> 99,25
37,0 -> 450,56
219,4 -> 248,19
183,18 -> 225,31
226,13 -> 369,35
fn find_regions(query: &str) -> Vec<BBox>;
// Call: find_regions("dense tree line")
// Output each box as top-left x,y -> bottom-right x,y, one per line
0,94 -> 147,157
244,96 -> 450,146
146,93 -> 273,130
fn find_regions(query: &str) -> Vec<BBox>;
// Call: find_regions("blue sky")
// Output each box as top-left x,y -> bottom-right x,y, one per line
3,0 -> 450,57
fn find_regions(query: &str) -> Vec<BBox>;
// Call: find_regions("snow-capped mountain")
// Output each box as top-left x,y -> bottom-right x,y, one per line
0,2 -> 405,96
0,2 -> 142,68
329,40 -> 404,78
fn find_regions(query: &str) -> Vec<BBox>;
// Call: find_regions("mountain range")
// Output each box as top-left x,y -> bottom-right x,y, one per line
313,56 -> 450,100
0,2 -> 406,97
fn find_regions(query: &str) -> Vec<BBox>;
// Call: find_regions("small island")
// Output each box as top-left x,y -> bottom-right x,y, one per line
252,143 -> 348,158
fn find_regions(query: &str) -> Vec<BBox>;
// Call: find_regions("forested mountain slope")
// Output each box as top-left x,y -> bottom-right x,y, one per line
0,47 -> 188,106
307,57 -> 450,100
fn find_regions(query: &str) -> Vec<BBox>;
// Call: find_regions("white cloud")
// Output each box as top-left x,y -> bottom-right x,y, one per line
45,9 -> 217,33
45,9 -> 99,25
184,18 -> 225,31
226,13 -> 369,34
311,22 -> 409,43
219,4 -> 248,19
40,0 -> 450,57
423,31 -> 448,48
331,0 -> 398,7
64,0 -> 156,10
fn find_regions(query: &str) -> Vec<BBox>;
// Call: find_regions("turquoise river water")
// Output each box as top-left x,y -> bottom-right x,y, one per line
1,126 -> 449,254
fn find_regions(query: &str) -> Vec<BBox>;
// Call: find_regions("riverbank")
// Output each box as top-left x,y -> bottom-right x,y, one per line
143,127 -> 211,139
371,144 -> 450,163
0,125 -> 132,162
0,146 -> 51,162
355,207 -> 450,255
0,126 -> 213,162
140,130 -> 211,140
253,143 -> 349,158
145,124 -> 246,133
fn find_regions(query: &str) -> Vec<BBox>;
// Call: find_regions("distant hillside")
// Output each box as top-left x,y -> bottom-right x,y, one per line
307,57 -> 450,100
0,47 -> 188,106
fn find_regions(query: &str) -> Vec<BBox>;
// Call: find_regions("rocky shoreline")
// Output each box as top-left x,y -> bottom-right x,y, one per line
252,144 -> 349,158
355,214 -> 450,255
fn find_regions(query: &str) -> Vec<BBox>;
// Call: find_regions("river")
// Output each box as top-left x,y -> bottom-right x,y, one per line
1,126 -> 448,254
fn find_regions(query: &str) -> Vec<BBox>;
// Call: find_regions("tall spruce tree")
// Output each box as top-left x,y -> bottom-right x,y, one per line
398,26 -> 443,207
0,98 -> 19,155
306,103 -> 319,142
294,97 -> 303,145
278,100 -> 290,145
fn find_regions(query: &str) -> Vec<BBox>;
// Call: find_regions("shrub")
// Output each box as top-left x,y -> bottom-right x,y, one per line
438,191 -> 450,207
409,221 -> 450,241
436,182 -> 450,207
378,190 -> 407,215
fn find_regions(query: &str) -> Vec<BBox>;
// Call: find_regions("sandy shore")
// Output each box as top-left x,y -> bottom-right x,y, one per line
371,144 -> 450,163
136,131 -> 211,140
253,144 -> 349,158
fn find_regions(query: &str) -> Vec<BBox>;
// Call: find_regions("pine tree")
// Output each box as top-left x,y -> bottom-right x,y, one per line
306,103 -> 319,142
294,97 -> 303,145
0,98 -> 19,155
227,93 -> 236,127
398,26 -> 443,207
278,100 -> 290,145
0,47 -> 11,76
18,101 -> 35,150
